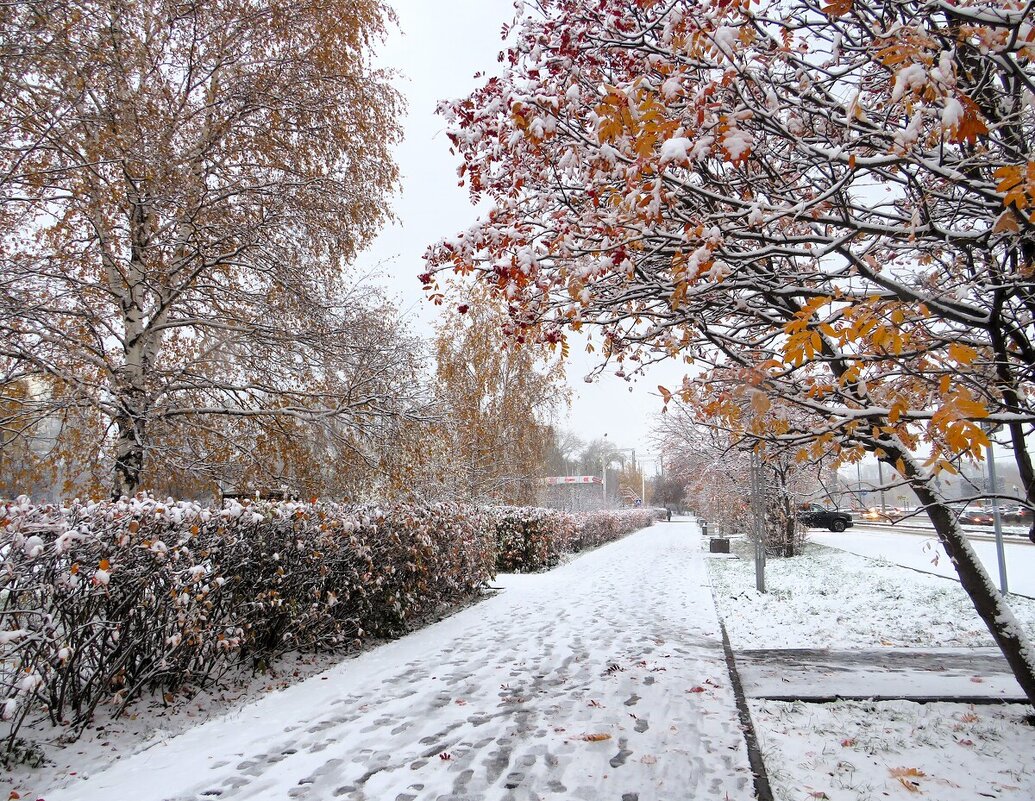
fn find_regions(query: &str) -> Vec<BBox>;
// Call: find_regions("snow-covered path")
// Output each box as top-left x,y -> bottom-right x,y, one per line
51,522 -> 754,801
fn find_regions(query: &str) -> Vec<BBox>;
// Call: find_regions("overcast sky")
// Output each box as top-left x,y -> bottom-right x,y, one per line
354,0 -> 687,468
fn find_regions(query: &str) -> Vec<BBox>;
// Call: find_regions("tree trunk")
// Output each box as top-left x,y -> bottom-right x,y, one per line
888,446 -> 1035,708
111,394 -> 146,500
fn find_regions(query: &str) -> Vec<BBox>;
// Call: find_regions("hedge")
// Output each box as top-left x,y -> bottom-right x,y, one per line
0,497 -> 655,755
491,507 -> 656,572
0,496 -> 494,753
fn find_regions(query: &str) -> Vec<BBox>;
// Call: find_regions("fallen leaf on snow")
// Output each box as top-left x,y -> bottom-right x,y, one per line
840,738 -> 856,747
969,676 -> 984,683
640,754 -> 658,765
688,686 -> 706,693
890,766 -> 925,793
580,733 -> 612,742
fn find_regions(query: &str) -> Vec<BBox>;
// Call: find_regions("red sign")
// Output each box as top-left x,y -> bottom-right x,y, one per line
544,475 -> 602,485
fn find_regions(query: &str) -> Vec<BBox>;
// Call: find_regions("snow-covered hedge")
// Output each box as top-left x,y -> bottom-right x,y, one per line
491,506 -> 578,572
0,496 -> 494,748
0,496 -> 656,752
492,507 -> 656,572
575,508 -> 657,550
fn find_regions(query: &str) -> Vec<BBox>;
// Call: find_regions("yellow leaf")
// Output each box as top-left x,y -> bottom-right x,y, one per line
751,390 -> 771,415
947,343 -> 978,366
955,396 -> 988,419
889,766 -> 925,793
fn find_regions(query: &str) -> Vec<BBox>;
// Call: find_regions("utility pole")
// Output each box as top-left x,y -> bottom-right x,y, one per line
877,459 -> 887,513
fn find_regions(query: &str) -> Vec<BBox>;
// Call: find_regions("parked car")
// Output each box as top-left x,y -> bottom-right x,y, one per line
797,503 -> 854,532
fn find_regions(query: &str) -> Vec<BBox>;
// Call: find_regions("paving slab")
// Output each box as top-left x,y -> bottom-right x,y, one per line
735,647 -> 1027,701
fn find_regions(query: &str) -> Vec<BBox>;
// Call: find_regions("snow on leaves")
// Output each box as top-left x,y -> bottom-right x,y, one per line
0,495 -> 496,751
426,0 -> 1034,477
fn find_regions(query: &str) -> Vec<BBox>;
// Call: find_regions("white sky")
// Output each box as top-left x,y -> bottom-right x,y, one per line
354,0 -> 687,466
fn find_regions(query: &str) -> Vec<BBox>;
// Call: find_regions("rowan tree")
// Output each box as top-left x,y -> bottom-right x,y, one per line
427,0 -> 1035,704
0,0 -> 404,498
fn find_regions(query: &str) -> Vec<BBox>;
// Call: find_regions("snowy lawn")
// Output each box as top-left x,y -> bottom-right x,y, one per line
811,528 -> 1035,598
753,699 -> 1034,801
708,537 -> 1035,801
708,540 -> 1035,649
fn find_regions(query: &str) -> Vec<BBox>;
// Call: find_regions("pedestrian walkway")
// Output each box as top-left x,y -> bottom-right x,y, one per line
51,523 -> 756,801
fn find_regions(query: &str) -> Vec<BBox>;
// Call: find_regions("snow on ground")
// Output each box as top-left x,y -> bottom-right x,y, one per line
7,522 -> 1035,801
17,523 -> 754,801
753,699 -> 1034,801
810,527 -> 1035,598
708,536 -> 1035,801
709,540 -> 1035,649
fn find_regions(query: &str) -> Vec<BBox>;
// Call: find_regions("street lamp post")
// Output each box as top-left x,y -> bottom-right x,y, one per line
877,459 -> 887,514
639,454 -> 663,506
985,428 -> 1008,594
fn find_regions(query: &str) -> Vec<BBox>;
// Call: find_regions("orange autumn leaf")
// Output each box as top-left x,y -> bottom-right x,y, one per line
822,0 -> 853,15
949,95 -> 988,145
890,767 -> 925,793
580,733 -> 612,742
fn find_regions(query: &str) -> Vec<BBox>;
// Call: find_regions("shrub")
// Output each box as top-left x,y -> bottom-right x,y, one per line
490,506 -> 577,572
491,507 -> 654,572
0,496 -> 494,751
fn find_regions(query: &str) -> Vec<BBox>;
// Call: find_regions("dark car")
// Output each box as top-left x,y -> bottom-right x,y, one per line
959,508 -> 995,526
1002,505 -> 1034,525
797,503 -> 854,532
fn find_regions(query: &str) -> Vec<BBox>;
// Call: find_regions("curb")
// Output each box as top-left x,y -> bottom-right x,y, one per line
714,611 -> 775,801
754,694 -> 1029,705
